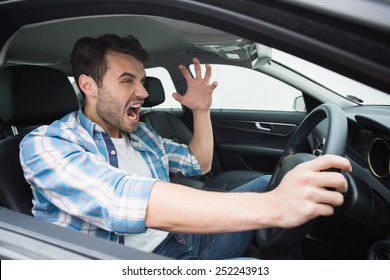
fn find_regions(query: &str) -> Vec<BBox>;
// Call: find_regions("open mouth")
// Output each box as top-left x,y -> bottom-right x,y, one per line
127,103 -> 141,120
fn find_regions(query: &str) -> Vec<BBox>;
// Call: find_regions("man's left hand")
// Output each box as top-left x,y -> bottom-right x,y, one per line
172,57 -> 218,111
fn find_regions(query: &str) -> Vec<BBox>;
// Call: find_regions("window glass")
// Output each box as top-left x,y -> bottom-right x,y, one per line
145,67 -> 181,109
273,49 -> 390,106
190,64 -> 304,112
68,76 -> 84,106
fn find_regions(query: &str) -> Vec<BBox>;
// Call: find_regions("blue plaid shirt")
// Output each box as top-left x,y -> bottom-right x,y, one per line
20,109 -> 201,242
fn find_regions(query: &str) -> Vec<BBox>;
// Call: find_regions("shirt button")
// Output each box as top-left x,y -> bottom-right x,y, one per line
110,150 -> 116,155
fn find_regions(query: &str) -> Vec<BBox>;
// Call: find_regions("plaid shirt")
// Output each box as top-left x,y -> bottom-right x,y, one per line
20,109 -> 201,242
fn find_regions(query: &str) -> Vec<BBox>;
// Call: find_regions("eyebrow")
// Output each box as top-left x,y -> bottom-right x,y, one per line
117,72 -> 146,81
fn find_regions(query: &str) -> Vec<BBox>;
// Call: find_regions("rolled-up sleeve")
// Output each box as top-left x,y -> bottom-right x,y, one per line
163,138 -> 202,176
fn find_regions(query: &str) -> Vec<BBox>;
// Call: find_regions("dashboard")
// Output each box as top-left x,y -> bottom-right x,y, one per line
307,105 -> 390,259
345,105 -> 390,189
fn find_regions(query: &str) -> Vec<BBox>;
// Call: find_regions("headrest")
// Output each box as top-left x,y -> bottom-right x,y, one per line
0,65 -> 79,126
143,76 -> 165,107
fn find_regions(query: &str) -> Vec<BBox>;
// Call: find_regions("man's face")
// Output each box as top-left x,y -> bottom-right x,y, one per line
95,52 -> 148,137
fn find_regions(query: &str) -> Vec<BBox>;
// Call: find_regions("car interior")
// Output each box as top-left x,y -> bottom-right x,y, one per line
0,2 -> 389,260
141,76 -> 264,191
0,65 -> 80,215
0,65 -> 263,214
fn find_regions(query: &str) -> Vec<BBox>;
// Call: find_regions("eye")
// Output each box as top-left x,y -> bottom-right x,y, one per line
122,79 -> 134,84
141,77 -> 146,85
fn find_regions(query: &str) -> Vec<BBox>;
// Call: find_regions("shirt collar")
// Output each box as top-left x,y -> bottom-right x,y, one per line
77,108 -> 107,136
76,108 -> 154,153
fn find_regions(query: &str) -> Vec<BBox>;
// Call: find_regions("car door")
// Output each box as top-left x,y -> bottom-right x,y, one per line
146,64 -> 308,175
211,110 -> 306,175
199,64 -> 308,174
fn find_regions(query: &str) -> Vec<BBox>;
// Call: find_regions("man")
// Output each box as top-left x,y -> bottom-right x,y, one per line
20,34 -> 351,259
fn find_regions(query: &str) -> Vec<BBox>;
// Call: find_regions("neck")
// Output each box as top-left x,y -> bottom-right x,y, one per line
83,106 -> 121,138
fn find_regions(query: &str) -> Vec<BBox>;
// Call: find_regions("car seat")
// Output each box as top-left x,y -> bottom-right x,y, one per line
141,77 -> 264,192
0,65 -> 79,215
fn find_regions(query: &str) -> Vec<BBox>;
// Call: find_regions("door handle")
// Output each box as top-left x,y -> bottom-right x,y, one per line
255,122 -> 271,131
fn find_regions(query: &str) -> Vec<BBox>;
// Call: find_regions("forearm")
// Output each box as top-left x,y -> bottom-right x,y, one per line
145,180 -> 275,233
188,109 -> 213,174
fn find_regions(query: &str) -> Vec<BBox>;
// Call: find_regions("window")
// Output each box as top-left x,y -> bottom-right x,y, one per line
273,49 -> 390,106
145,67 -> 181,109
67,76 -> 84,106
190,64 -> 304,111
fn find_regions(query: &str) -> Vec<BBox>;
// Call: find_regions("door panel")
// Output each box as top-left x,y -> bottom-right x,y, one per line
211,109 -> 307,174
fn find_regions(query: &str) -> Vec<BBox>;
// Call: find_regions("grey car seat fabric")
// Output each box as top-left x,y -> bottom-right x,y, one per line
0,65 -> 79,215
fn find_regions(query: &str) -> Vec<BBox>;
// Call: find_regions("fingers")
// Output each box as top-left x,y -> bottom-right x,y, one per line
175,58 -> 217,110
272,155 -> 351,228
192,58 -> 218,90
304,190 -> 343,218
301,180 -> 345,206
178,64 -> 192,81
302,154 -> 352,173
210,81 -> 218,91
294,156 -> 349,197
178,58 -> 202,81
317,188 -> 345,207
178,58 -> 213,82
295,157 -> 349,211
311,203 -> 335,218
172,92 -> 183,102
297,170 -> 348,194
192,57 -> 202,79
203,62 -> 212,83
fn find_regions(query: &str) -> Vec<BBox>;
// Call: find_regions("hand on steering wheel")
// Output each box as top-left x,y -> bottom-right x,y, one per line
257,103 -> 351,254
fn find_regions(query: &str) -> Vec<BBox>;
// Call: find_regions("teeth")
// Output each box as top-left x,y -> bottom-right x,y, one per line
127,103 -> 140,120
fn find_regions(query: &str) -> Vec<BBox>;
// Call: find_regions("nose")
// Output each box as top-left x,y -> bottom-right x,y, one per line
135,81 -> 149,99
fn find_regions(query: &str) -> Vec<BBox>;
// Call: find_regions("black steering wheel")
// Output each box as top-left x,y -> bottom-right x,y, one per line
256,103 -> 348,254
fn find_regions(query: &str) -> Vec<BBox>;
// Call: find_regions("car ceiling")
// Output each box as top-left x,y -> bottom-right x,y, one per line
3,15 -> 248,75
0,0 -> 389,93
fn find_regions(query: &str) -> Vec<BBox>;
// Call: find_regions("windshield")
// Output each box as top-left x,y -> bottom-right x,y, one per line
272,50 -> 390,106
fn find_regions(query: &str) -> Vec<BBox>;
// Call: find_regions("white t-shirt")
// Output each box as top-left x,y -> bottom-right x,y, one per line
111,135 -> 168,252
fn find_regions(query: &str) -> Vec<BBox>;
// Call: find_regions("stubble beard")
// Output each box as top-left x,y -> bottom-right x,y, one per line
96,87 -> 138,135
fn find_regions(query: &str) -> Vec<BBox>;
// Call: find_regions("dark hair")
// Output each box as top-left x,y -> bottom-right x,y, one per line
71,34 -> 149,93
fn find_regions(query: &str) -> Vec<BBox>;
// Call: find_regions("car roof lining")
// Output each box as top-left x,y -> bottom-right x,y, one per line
0,0 -> 389,93
2,14 -> 252,75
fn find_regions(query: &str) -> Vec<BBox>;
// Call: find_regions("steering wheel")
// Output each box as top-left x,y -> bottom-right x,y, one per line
256,103 -> 348,254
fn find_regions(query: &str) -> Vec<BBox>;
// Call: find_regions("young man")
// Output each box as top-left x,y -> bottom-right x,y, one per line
20,34 -> 351,259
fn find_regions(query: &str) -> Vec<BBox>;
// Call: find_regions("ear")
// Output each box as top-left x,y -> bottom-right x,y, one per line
78,74 -> 98,98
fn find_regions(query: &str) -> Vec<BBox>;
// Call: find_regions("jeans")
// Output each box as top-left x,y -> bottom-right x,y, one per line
152,175 -> 272,260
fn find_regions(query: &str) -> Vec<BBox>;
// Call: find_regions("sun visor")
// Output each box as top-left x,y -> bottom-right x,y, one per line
252,43 -> 272,67
193,38 -> 254,62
